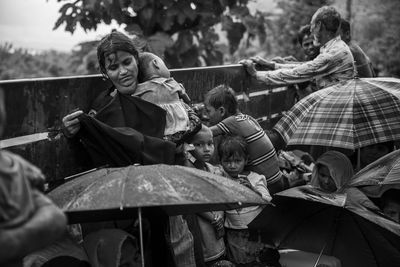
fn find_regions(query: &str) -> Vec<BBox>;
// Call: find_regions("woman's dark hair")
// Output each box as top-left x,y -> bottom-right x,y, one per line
205,84 -> 238,116
218,135 -> 248,160
97,31 -> 139,77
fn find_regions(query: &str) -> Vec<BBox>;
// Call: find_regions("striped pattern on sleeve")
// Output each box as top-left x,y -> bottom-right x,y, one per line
216,114 -> 282,186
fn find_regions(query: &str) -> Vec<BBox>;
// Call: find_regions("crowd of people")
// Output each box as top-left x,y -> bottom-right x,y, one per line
1,5 -> 399,267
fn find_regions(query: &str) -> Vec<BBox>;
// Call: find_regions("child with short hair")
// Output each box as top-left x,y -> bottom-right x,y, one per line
218,135 -> 272,266
135,52 -> 200,144
186,124 -> 231,267
204,84 -> 283,194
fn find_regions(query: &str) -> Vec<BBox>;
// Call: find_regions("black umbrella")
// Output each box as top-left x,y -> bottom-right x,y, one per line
48,164 -> 269,267
249,186 -> 400,267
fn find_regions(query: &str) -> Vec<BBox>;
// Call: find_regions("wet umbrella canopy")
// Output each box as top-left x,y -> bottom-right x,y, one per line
350,149 -> 400,197
48,164 -> 268,223
274,77 -> 400,150
249,186 -> 400,267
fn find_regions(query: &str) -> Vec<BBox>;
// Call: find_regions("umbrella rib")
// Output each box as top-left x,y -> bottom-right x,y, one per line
120,168 -> 129,210
350,212 -> 380,266
155,168 -> 184,201
185,167 -> 260,205
324,207 -> 343,256
65,176 -> 110,210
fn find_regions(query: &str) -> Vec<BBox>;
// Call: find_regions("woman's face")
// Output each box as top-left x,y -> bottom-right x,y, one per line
105,51 -> 138,94
317,165 -> 337,193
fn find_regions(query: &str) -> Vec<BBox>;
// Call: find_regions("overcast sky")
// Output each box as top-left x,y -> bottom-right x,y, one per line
0,0 -> 275,52
0,0 -> 118,52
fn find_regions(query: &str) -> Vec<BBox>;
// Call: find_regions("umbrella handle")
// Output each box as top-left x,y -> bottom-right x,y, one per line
313,242 -> 327,267
356,148 -> 361,171
138,207 -> 145,267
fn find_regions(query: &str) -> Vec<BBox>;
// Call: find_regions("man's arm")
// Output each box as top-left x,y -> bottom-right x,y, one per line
0,192 -> 67,263
254,53 -> 335,86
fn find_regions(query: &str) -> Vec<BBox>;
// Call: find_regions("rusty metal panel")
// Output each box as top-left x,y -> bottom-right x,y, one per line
0,65 -> 286,182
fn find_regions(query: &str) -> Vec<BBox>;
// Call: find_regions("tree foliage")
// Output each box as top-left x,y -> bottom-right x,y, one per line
353,0 -> 400,77
255,0 -> 332,61
52,0 -> 266,68
0,43 -> 76,80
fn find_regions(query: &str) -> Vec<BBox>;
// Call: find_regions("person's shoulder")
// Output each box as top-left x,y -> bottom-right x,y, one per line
247,171 -> 266,180
348,42 -> 369,60
225,113 -> 256,123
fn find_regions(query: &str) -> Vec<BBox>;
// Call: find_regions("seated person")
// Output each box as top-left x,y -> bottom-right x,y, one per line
310,151 -> 354,193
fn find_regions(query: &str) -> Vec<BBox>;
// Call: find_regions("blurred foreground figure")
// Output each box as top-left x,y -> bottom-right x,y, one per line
0,90 -> 67,266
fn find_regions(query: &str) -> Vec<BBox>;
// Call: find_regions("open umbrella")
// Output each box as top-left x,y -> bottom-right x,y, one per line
249,186 -> 400,267
273,77 -> 400,150
48,164 -> 267,222
48,164 -> 268,267
349,149 -> 400,197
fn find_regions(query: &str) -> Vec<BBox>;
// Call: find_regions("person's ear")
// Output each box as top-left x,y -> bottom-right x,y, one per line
218,106 -> 226,118
152,58 -> 160,69
317,21 -> 323,32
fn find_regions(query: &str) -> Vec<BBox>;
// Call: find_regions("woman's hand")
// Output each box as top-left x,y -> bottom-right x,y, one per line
61,110 -> 84,138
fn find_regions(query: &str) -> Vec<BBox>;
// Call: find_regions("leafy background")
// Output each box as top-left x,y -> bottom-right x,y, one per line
1,0 -> 399,80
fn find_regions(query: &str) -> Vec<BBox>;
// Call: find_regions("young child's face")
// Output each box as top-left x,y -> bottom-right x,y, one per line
205,102 -> 223,126
191,130 -> 214,163
153,55 -> 170,78
221,153 -> 247,178
317,165 -> 337,193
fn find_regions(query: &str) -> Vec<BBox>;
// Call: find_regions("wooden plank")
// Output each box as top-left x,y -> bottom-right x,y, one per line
0,65 -> 287,182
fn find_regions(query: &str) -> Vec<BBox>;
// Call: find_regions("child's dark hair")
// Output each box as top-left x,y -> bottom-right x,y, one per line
97,31 -> 139,77
138,52 -> 157,83
205,84 -> 238,116
218,135 -> 248,160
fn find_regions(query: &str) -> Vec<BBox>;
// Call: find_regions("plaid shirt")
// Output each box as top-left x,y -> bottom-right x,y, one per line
256,36 -> 355,89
